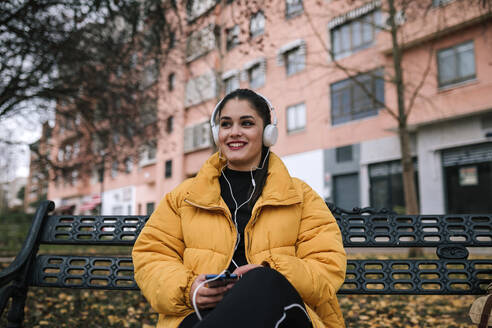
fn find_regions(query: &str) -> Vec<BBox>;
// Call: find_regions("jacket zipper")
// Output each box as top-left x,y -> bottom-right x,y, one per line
245,208 -> 261,264
184,199 -> 237,268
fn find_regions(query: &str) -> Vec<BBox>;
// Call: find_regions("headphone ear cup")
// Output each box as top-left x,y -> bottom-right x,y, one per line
263,124 -> 278,147
212,125 -> 219,146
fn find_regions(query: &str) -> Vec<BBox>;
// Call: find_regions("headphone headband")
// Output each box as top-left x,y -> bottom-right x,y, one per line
210,90 -> 278,147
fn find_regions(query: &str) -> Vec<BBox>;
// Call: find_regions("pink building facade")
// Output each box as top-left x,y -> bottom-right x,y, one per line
48,0 -> 492,215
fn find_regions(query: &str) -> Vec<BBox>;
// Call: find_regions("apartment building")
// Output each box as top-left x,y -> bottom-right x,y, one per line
24,123 -> 52,213
47,0 -> 492,215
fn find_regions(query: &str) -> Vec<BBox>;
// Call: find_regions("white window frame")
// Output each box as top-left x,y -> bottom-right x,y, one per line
241,58 -> 266,88
286,102 -> 306,133
142,60 -> 159,88
432,0 -> 454,7
184,121 -> 211,153
226,25 -> 240,51
437,40 -> 475,88
111,161 -> 118,178
286,0 -> 303,18
277,39 -> 306,76
187,0 -> 216,21
222,69 -> 240,95
185,71 -> 218,107
248,64 -> 265,89
250,11 -> 265,37
186,24 -> 216,63
71,169 -> 79,185
125,157 -> 133,173
329,9 -> 382,60
139,141 -> 157,167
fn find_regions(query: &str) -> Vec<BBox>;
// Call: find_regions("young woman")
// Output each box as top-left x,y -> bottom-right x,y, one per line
132,89 -> 346,328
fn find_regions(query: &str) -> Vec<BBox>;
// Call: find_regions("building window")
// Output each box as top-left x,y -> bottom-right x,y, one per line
432,0 -> 453,6
71,170 -> 79,185
369,159 -> 419,214
336,145 -> 353,163
75,113 -> 81,126
139,141 -> 157,167
186,0 -> 216,21
248,64 -> 265,89
112,132 -> 120,145
286,103 -> 306,133
286,0 -> 303,18
169,31 -> 175,49
330,69 -> 384,125
165,160 -> 172,178
333,173 -> 360,210
184,121 -> 211,153
437,40 -> 475,88
186,24 -> 217,62
330,10 -> 381,60
140,99 -> 158,126
146,202 -> 155,215
142,60 -> 159,88
125,157 -> 133,173
168,73 -> 175,91
57,149 -> 64,162
250,11 -> 265,37
226,25 -> 240,51
111,161 -> 118,178
285,46 -> 305,76
242,58 -> 266,89
185,71 -> 218,107
224,74 -> 239,95
112,206 -> 123,215
166,116 -> 174,133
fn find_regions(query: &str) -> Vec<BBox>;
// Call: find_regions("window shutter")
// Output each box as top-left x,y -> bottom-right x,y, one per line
184,126 -> 193,152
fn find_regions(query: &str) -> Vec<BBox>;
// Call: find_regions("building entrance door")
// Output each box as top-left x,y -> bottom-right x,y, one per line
443,143 -> 492,214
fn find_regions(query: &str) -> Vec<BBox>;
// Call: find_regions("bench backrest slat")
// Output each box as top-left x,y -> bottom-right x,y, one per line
39,214 -> 492,248
40,215 -> 149,245
30,255 -> 492,295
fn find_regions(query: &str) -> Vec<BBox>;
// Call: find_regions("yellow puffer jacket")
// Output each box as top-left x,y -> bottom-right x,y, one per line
132,152 -> 347,328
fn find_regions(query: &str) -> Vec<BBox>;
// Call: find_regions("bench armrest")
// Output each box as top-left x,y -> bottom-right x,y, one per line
0,200 -> 54,287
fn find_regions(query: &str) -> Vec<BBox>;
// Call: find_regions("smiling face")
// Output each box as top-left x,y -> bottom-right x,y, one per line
218,98 -> 265,171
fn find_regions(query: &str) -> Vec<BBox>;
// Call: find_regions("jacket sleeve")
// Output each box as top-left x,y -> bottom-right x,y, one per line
263,181 -> 346,309
132,190 -> 196,315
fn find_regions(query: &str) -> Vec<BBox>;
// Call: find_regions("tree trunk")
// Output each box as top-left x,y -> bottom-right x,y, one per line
387,0 -> 419,215
398,126 -> 419,214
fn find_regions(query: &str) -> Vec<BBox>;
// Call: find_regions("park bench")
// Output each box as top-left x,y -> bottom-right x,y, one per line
1,200 -> 491,327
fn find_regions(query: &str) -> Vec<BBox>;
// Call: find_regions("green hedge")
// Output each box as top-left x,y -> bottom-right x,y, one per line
0,210 -> 32,255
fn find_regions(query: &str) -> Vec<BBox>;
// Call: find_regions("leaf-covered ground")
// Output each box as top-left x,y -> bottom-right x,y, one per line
0,285 -> 477,327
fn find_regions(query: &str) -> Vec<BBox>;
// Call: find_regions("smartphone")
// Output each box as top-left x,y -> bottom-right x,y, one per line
205,273 -> 239,288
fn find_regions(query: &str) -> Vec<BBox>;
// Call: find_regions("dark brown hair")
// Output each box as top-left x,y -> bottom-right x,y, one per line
216,89 -> 272,127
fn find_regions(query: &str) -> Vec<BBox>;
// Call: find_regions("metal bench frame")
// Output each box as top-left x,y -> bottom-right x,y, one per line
1,200 -> 491,327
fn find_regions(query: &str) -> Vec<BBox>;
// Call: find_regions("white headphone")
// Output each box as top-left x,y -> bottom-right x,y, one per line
210,90 -> 278,147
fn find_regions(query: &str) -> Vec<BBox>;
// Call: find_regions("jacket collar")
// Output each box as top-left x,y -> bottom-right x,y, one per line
185,152 -> 301,208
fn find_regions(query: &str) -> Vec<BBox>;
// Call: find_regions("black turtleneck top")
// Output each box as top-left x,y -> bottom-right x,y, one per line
219,168 -> 258,272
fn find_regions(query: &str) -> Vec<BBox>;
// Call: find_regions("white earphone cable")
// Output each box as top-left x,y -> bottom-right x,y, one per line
221,167 -> 256,260
274,303 -> 312,328
192,269 -> 227,321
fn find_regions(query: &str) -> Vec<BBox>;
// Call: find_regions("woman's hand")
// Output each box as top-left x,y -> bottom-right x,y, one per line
232,264 -> 263,276
189,274 -> 231,309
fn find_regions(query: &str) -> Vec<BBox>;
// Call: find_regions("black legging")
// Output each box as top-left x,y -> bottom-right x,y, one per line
179,267 -> 313,328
